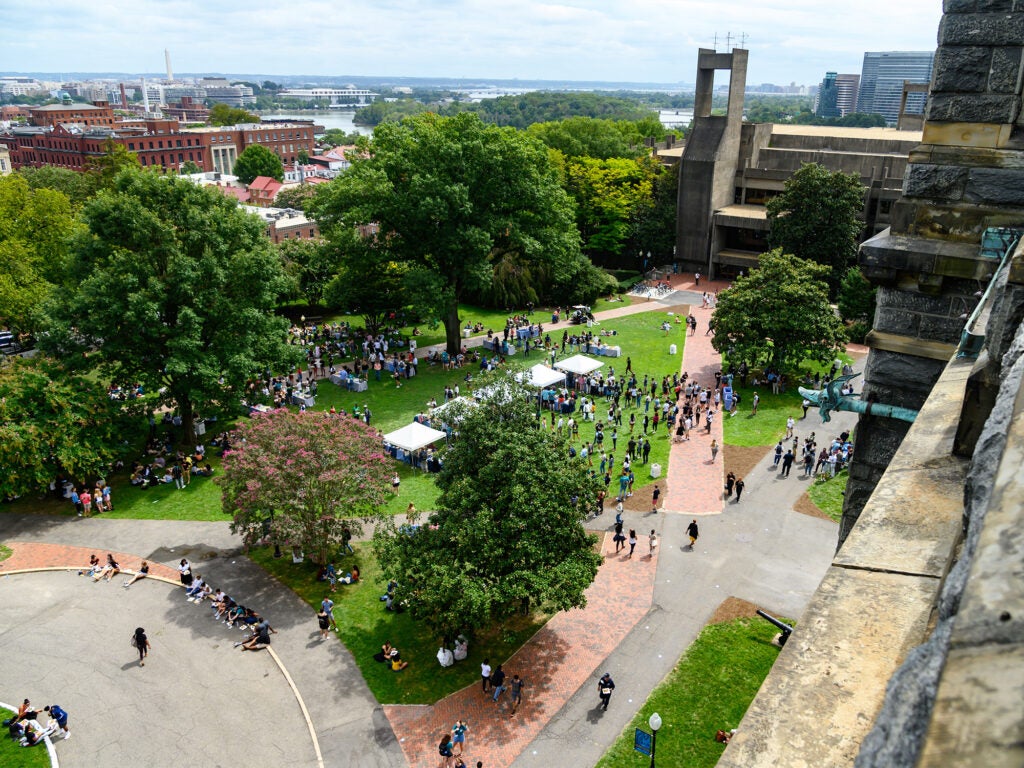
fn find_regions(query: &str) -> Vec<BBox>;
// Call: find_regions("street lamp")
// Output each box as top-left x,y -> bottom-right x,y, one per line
648,712 -> 662,768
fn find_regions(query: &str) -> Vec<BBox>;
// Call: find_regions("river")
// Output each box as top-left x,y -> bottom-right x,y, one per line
261,111 -> 373,135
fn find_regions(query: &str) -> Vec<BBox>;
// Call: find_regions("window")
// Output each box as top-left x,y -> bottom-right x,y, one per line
128,142 -> 135,150
158,140 -> 164,148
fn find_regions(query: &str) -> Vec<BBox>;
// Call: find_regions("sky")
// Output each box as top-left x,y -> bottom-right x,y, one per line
0,0 -> 944,86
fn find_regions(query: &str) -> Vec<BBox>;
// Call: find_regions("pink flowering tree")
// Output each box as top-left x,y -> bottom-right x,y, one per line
218,409 -> 393,564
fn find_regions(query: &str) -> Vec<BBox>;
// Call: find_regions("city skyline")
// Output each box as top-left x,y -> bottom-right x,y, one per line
2,0 -> 943,86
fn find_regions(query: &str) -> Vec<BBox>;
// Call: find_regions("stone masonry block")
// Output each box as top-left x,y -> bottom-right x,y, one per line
939,13 -> 1024,46
928,93 -> 1021,123
920,313 -> 969,344
934,46 -> 992,92
876,308 -> 923,336
943,0 -> 1016,11
949,0 -> 1018,9
989,47 -> 1023,93
904,163 -> 969,200
965,167 -> 1024,205
877,286 -> 953,316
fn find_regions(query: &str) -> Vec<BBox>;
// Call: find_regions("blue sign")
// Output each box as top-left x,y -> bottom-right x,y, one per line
723,385 -> 733,411
634,728 -> 652,756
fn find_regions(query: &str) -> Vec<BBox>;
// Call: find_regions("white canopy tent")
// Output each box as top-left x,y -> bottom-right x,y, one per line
522,363 -> 567,389
554,354 -> 604,376
383,422 -> 447,452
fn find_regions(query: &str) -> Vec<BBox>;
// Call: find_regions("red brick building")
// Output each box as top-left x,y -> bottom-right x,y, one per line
1,112 -> 316,174
29,101 -> 116,128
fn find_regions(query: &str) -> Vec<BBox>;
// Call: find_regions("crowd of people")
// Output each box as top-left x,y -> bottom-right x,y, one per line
5,699 -> 69,747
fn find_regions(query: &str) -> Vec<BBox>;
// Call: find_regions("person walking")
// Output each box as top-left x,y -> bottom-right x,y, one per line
491,665 -> 507,702
627,529 -> 638,558
752,392 -> 760,415
781,450 -> 794,477
613,521 -> 626,553
651,485 -> 660,513
509,674 -> 525,716
686,519 -> 699,548
438,732 -> 455,768
597,672 -> 615,711
132,627 -> 151,666
710,439 -> 719,463
317,608 -> 331,640
725,471 -> 736,498
480,659 -> 492,693
773,441 -> 784,467
43,705 -> 69,740
735,477 -> 745,502
648,530 -> 659,556
321,596 -> 337,632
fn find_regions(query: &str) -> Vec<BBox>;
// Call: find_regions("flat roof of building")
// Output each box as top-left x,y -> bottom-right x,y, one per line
716,204 -> 769,220
183,122 -> 312,133
32,103 -> 107,112
767,124 -> 922,142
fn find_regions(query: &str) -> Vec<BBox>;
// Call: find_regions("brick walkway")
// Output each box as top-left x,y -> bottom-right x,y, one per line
1,541 -> 181,581
659,276 -> 730,517
383,531 -> 657,768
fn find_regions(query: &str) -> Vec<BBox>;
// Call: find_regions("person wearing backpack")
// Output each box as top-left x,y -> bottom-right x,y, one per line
437,731 -> 455,766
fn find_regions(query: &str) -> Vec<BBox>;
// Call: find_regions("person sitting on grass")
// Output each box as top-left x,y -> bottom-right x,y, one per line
338,566 -> 360,585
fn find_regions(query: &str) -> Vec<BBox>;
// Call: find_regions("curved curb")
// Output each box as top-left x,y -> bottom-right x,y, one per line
3,564 -> 324,768
1,700 -> 59,768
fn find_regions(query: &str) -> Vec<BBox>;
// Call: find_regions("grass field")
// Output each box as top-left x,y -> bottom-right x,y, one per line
722,352 -> 855,448
0,544 -> 12,562
595,615 -> 789,768
806,470 -> 848,523
249,543 -> 549,704
0,707 -> 51,768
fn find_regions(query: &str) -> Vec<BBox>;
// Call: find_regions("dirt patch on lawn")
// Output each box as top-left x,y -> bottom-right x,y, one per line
708,596 -> 762,624
723,444 -> 768,481
793,491 -> 832,522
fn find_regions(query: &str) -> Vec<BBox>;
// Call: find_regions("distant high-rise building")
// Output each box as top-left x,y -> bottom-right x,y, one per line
857,51 -> 934,125
816,73 -> 840,118
834,74 -> 860,116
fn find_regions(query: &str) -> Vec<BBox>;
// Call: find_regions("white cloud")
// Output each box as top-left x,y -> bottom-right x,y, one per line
0,0 -> 944,84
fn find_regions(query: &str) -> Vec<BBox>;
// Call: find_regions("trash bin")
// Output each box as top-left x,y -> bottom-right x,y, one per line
650,463 -> 662,478
669,344 -> 677,355
463,328 -> 471,338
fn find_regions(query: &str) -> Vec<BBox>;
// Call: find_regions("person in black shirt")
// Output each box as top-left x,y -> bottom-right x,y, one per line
598,673 -> 615,710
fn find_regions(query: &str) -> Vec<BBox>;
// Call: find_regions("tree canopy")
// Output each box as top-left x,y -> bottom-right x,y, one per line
526,117 -> 647,160
219,409 -> 393,565
41,169 -> 298,444
447,91 -> 656,129
767,162 -> 865,295
208,103 -> 260,126
0,174 -> 81,333
711,249 -> 847,371
233,144 -> 284,185
312,112 -> 598,352
0,356 -> 133,497
373,381 -> 602,641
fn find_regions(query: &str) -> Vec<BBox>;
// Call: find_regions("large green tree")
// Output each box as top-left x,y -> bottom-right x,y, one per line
766,162 -> 865,296
526,116 -> 645,160
373,380 -> 602,641
233,144 -> 284,185
711,249 -> 847,371
0,356 -> 133,496
312,112 -> 594,353
0,175 -> 81,333
41,169 -> 298,444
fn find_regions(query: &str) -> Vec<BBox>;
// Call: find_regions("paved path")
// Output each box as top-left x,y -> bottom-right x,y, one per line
0,522 -> 405,768
383,532 -> 657,768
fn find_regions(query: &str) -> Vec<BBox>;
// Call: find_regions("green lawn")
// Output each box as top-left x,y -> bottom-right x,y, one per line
0,707 -> 50,768
0,543 -> 12,562
249,543 -> 548,704
807,469 -> 848,523
596,615 -> 789,768
723,352 -> 855,447
316,297 -> 632,352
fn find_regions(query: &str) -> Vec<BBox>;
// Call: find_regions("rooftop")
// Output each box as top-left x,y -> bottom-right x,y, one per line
767,124 -> 923,141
